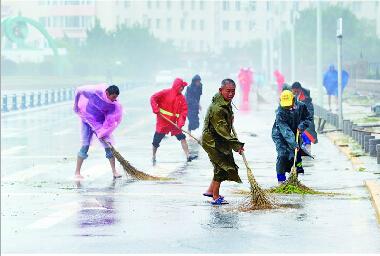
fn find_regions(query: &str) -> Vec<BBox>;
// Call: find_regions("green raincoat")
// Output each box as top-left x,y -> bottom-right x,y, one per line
202,93 -> 244,183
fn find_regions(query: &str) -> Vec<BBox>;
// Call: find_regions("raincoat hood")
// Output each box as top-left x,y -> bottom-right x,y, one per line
171,78 -> 188,95
329,65 -> 335,71
192,74 -> 201,82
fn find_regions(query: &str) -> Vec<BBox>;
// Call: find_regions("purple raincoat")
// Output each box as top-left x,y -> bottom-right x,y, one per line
74,84 -> 123,143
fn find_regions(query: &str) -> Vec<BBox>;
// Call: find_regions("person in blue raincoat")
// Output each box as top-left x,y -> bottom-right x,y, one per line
185,75 -> 203,134
323,65 -> 349,111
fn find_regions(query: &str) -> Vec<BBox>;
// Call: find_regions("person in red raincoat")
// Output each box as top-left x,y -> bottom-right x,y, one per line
238,67 -> 253,111
274,69 -> 285,96
150,78 -> 197,163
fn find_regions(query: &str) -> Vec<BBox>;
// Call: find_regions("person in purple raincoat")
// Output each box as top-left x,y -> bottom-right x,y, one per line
73,84 -> 123,180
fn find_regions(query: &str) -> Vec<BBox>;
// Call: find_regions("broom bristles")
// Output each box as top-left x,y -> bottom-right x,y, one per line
110,146 -> 172,181
240,165 -> 276,211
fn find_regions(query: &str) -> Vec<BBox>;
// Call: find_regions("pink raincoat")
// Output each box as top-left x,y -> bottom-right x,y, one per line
74,84 -> 123,141
274,70 -> 285,95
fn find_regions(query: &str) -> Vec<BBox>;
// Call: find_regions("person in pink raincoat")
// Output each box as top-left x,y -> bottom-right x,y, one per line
73,84 -> 123,180
237,67 -> 253,110
274,69 -> 285,96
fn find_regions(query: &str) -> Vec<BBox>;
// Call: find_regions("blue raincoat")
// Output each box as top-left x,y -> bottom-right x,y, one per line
185,75 -> 203,131
323,65 -> 349,96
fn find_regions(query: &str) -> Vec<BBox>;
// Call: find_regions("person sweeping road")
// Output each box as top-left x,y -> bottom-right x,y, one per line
150,78 -> 197,163
271,90 -> 312,184
291,82 -> 318,153
202,79 -> 245,205
73,84 -> 123,180
185,74 -> 203,134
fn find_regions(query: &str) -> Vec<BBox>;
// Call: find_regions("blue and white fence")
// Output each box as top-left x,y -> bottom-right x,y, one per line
1,88 -> 76,113
1,82 -> 142,114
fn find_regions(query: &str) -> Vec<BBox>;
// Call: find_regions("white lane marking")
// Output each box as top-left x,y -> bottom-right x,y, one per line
27,201 -> 81,229
1,146 -> 26,156
27,198 -> 106,229
53,128 -> 73,136
2,155 -> 76,159
119,117 -> 151,135
2,192 -> 189,197
1,164 -> 57,182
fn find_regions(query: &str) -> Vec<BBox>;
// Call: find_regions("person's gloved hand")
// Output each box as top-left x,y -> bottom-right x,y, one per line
297,125 -> 304,134
238,147 -> 245,155
73,105 -> 79,113
177,120 -> 185,129
153,107 -> 159,114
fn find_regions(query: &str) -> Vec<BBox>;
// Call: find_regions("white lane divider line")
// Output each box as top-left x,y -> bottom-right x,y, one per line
1,164 -> 58,182
27,198 -> 105,230
1,146 -> 26,156
53,128 -> 74,136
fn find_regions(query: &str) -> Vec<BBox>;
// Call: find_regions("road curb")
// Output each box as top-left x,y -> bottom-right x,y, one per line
365,180 -> 380,224
326,131 -> 364,169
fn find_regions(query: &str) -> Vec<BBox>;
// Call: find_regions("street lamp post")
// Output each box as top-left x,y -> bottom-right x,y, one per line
316,1 -> 323,106
336,17 -> 343,129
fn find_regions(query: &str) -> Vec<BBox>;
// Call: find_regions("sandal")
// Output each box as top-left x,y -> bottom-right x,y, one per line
203,193 -> 224,199
211,196 -> 228,205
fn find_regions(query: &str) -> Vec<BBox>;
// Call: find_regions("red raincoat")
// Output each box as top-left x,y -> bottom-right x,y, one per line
150,78 -> 188,136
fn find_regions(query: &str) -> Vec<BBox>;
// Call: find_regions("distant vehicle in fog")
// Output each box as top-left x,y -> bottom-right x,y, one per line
155,70 -> 174,86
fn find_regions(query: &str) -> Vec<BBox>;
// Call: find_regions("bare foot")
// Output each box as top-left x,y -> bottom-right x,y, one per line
113,171 -> 122,179
74,174 -> 84,180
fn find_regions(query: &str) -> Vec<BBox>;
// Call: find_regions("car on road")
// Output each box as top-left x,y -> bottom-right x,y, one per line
155,70 -> 174,86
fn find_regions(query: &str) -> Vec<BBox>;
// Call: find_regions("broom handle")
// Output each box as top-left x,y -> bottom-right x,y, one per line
159,113 -> 202,144
231,126 -> 250,169
291,130 -> 300,173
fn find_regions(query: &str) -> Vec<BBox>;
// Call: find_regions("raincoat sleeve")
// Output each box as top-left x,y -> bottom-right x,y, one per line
96,103 -> 123,139
276,112 -> 297,150
74,85 -> 97,112
177,98 -> 188,128
150,90 -> 165,114
298,103 -> 312,133
210,108 -> 244,152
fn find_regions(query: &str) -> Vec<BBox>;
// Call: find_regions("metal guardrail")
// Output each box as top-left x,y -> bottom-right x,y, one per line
1,82 -> 143,113
1,88 -> 75,113
314,104 -> 380,164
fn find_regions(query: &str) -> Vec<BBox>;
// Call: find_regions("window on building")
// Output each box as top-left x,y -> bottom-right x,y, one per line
236,41 -> 241,48
222,20 -> 229,31
235,1 -> 240,11
200,40 -> 205,51
180,19 -> 185,30
147,0 -> 151,9
166,18 -> 172,31
180,0 -> 185,9
65,16 -> 80,27
191,0 -> 195,10
156,19 -> 160,29
249,20 -> 255,30
223,1 -> 229,10
235,20 -> 241,31
223,40 -> 229,48
200,19 -> 205,31
199,0 -> 204,10
147,18 -> 151,28
116,16 -> 120,25
156,1 -> 160,8
166,0 -> 171,9
249,1 -> 256,11
191,19 -> 196,30
124,1 -> 130,8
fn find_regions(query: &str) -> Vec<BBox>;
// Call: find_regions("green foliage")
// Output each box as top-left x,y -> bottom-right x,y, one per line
65,20 -> 179,79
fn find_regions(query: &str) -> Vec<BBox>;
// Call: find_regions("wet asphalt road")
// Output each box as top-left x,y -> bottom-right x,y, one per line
1,83 -> 380,253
